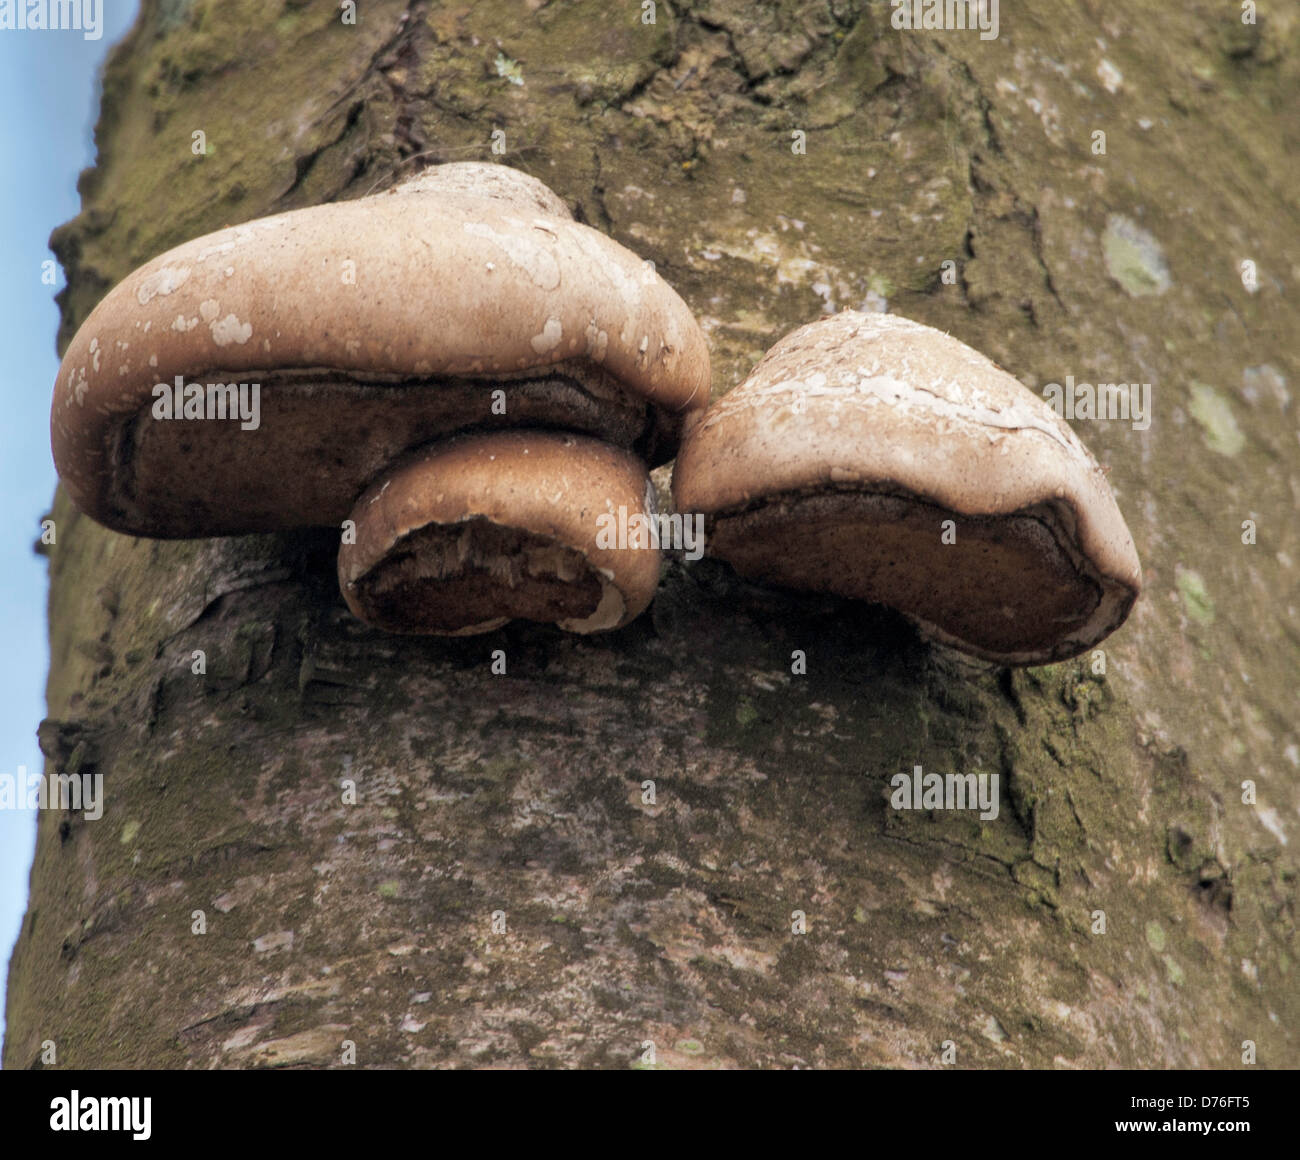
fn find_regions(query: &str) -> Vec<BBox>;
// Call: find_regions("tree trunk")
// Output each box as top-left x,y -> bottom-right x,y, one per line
6,0 -> 1298,1069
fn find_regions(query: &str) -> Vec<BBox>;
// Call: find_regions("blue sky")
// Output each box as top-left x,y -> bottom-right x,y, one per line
0,2 -> 140,1056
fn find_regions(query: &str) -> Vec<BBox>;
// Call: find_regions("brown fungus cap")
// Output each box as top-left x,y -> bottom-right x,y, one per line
672,311 -> 1142,665
388,162 -> 574,218
339,431 -> 661,635
51,163 -> 709,538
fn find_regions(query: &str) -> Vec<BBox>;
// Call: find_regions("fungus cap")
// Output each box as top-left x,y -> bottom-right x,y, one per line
388,161 -> 573,218
672,311 -> 1142,665
339,430 -> 661,635
51,164 -> 710,537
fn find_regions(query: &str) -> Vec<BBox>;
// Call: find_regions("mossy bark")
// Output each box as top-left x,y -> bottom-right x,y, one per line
6,0 -> 1298,1069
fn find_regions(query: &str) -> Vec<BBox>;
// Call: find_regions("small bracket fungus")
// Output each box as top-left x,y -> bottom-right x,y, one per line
339,431 -> 661,635
50,162 -> 711,634
671,311 -> 1142,665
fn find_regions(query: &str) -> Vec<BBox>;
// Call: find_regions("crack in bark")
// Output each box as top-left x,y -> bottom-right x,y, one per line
278,0 -> 429,205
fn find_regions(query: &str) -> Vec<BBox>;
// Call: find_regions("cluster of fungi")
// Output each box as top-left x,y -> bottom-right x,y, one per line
51,163 -> 1141,666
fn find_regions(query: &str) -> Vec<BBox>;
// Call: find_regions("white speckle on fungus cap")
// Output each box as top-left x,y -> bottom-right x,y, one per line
584,321 -> 609,361
134,265 -> 191,305
570,228 -> 643,307
209,314 -> 252,346
462,220 -> 561,290
529,317 -> 563,355
195,239 -> 237,263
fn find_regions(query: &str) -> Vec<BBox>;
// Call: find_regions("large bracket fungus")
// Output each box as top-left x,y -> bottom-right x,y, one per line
51,163 -> 710,634
671,311 -> 1142,666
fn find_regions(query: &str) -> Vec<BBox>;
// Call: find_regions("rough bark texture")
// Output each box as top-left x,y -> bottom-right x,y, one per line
6,0 -> 1298,1069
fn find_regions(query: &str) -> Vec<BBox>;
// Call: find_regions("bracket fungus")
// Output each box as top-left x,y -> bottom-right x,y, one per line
339,431 -> 662,635
50,162 -> 710,634
671,311 -> 1142,665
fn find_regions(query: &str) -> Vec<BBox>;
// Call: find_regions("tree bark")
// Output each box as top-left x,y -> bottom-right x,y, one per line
6,0 -> 1298,1069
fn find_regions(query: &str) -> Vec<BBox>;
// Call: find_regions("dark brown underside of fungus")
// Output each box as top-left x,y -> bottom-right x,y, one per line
346,518 -> 604,635
101,368 -> 680,538
706,488 -> 1105,661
